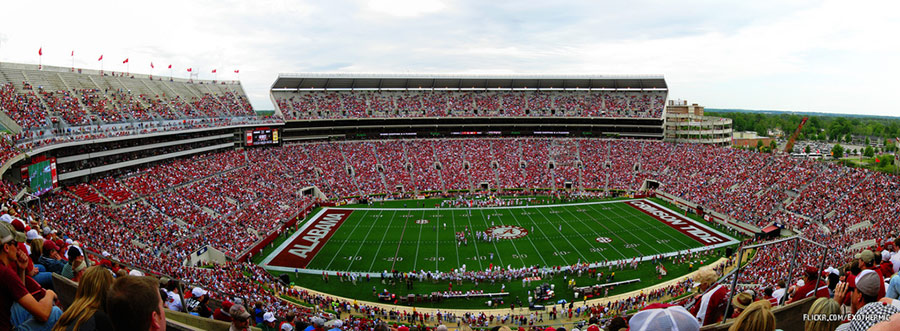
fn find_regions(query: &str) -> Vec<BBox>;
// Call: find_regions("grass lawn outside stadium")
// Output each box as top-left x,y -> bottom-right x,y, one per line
257,197 -> 740,309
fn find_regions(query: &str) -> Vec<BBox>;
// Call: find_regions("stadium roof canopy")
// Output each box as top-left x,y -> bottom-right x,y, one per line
271,73 -> 666,90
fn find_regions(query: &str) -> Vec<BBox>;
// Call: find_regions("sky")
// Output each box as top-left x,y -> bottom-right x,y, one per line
1,0 -> 898,116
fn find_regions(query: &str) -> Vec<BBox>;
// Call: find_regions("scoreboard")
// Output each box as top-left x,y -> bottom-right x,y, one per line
20,157 -> 58,196
245,127 -> 280,146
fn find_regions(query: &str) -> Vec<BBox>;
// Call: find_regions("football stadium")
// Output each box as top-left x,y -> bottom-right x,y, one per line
1,3 -> 899,331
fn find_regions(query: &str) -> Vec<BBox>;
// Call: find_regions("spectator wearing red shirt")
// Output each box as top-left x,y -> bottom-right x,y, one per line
1,222 -> 61,330
788,266 -> 830,304
689,267 -> 728,326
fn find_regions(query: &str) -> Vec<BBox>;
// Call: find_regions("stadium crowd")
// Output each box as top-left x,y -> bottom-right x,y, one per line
1,135 -> 900,330
273,90 -> 666,120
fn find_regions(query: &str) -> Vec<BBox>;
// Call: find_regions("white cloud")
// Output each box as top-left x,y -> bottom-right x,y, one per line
0,0 -> 898,116
362,0 -> 448,18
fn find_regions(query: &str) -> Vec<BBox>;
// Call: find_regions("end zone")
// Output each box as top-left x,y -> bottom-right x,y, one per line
625,199 -> 737,246
262,209 -> 352,270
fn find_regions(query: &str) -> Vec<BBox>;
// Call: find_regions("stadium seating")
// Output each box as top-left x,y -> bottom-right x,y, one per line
0,65 -> 267,154
15,136 -> 899,326
272,90 -> 667,120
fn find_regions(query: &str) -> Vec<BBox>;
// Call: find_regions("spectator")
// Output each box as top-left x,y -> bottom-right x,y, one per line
62,246 -> 88,282
38,240 -> 66,274
628,305 -> 699,331
728,300 -> 774,331
165,283 -> 184,312
730,291 -> 753,318
52,266 -> 115,331
834,269 -> 897,330
2,222 -> 61,330
327,319 -> 342,331
606,316 -> 627,331
106,275 -> 166,331
891,237 -> 900,275
889,268 -> 900,299
254,301 -> 265,325
856,250 -> 886,298
192,287 -> 212,318
787,267 -> 829,304
213,300 -> 234,322
689,267 -> 728,326
772,281 -> 786,305
805,297 -> 841,331
229,303 -> 252,331
260,311 -> 278,331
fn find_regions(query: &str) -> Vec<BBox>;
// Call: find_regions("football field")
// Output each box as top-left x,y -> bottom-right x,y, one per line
261,199 -> 737,274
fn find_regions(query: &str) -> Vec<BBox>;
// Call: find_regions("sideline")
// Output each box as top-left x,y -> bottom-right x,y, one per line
285,258 -> 730,329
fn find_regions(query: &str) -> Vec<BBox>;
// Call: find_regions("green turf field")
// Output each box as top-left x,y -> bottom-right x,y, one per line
262,198 -> 736,273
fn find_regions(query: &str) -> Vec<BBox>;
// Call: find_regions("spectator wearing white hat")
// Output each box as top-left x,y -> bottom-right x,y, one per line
260,312 -> 278,331
327,319 -> 343,331
629,305 -> 700,331
191,287 -> 212,318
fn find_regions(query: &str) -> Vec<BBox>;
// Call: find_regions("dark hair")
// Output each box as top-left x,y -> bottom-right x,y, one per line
894,236 -> 899,248
67,246 -> 82,262
764,287 -> 773,296
777,281 -> 785,288
107,276 -> 162,331
857,287 -> 879,304
607,316 -> 627,331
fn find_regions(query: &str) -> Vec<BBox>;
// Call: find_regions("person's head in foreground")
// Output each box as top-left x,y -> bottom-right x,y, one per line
52,266 -> 115,331
628,305 -> 700,331
804,297 -> 841,331
728,300 -> 774,331
106,275 -> 166,331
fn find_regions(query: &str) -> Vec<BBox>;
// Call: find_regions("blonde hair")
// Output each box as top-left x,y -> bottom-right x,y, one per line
53,266 -> 114,331
695,266 -> 718,286
728,300 -> 775,331
805,297 -> 842,331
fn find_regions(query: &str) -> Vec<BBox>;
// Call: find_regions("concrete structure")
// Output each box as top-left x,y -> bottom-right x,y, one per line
664,100 -> 732,146
733,131 -> 776,149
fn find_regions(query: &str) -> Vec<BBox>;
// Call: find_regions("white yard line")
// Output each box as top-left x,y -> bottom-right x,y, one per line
366,210 -> 399,271
521,205 -> 584,265
390,211 -> 412,271
476,208 -> 512,268
506,207 -> 550,267
605,203 -> 695,252
461,209 -> 485,270
533,206 -> 592,263
563,205 -> 634,259
586,203 -> 666,255
322,209 -> 370,270
412,209 -> 425,270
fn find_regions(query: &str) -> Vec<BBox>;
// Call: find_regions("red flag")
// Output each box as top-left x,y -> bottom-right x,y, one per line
98,55 -> 103,61
123,58 -> 129,64
168,64 -> 172,69
186,68 -> 192,72
71,50 -> 74,57
234,70 -> 239,73
38,47 -> 42,56
212,69 -> 217,73
151,62 -> 155,69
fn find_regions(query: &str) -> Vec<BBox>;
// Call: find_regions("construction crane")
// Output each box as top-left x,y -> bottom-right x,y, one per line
783,117 -> 808,153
